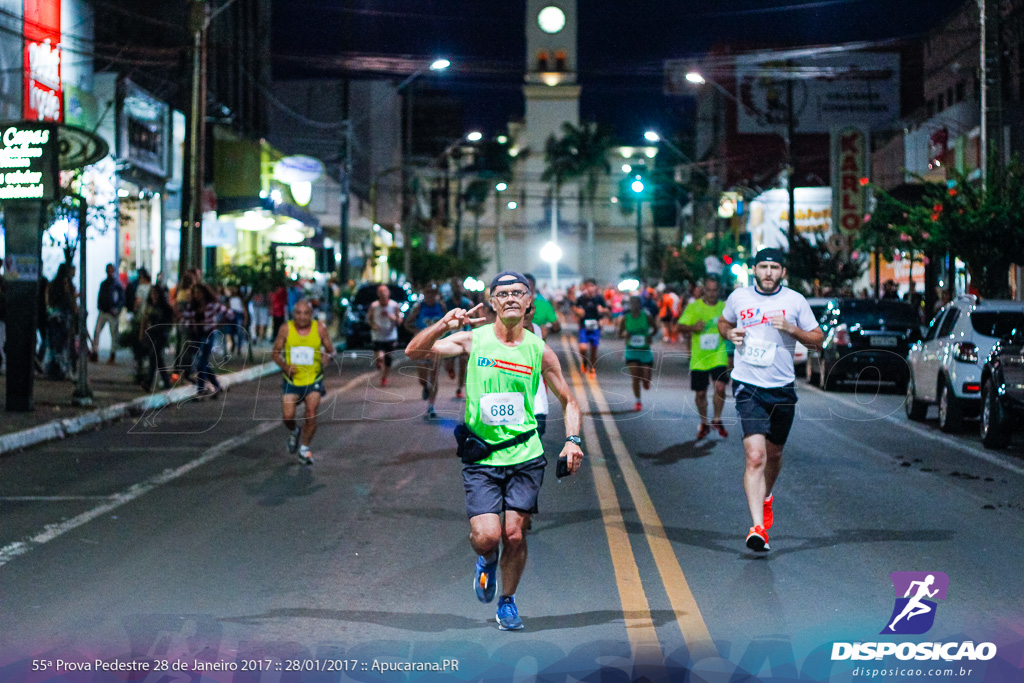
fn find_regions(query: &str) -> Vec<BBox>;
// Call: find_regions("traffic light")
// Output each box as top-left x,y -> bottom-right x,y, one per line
617,164 -> 652,208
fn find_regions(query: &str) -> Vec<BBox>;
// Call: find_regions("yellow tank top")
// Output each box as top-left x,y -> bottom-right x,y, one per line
285,321 -> 322,386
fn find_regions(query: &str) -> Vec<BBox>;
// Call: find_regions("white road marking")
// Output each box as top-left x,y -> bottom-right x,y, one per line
804,385 -> 1024,477
0,371 -> 375,570
0,496 -> 115,501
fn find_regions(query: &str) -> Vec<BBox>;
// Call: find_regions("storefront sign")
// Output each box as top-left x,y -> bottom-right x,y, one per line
0,122 -> 57,201
745,187 -> 833,250
23,0 -> 63,122
831,126 -> 868,236
118,80 -> 169,177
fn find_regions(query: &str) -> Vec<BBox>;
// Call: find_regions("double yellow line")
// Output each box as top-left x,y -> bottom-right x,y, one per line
561,337 -> 715,663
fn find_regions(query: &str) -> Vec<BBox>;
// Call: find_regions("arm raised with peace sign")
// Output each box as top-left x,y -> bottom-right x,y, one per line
405,303 -> 487,360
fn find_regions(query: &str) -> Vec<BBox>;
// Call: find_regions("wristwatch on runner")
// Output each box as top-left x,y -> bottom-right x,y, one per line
565,435 -> 581,446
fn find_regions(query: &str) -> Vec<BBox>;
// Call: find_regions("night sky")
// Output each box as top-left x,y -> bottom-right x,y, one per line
271,0 -> 967,141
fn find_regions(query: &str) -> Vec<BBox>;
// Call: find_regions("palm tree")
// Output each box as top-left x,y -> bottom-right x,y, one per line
541,132 -> 577,280
560,122 -> 613,277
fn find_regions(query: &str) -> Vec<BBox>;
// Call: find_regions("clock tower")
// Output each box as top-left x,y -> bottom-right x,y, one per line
522,1 -> 580,280
523,1 -> 579,157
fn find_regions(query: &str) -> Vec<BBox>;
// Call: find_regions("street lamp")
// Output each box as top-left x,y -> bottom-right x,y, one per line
466,131 -> 483,142
540,240 -> 563,289
685,69 -> 797,251
632,176 -> 645,277
401,57 -> 451,281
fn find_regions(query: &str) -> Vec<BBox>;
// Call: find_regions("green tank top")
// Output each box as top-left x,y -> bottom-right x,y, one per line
624,312 -> 651,349
465,324 -> 545,466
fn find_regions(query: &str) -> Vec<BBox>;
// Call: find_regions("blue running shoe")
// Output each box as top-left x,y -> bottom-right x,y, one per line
495,595 -> 524,630
474,555 -> 497,603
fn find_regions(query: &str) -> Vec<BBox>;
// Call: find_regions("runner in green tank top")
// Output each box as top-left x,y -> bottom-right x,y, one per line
618,295 -> 657,411
405,271 -> 583,632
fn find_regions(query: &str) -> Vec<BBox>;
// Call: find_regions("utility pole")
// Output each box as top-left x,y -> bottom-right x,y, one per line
785,59 -> 797,251
181,0 -> 209,279
338,120 -> 352,283
635,200 -> 643,278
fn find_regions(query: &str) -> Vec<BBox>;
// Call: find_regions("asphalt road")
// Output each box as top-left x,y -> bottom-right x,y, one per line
0,337 -> 1022,683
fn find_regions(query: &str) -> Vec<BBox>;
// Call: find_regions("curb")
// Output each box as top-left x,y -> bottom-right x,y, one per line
0,360 -> 280,457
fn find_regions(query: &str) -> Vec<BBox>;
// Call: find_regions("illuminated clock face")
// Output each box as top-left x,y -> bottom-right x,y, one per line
538,6 -> 565,34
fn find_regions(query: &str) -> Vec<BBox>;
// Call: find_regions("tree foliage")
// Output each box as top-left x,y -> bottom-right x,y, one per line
787,232 -> 865,295
390,243 -> 488,286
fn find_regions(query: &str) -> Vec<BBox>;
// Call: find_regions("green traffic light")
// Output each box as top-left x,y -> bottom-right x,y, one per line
631,179 -> 645,194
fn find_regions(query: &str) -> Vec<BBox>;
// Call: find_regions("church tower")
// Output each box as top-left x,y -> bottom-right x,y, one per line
521,1 -> 581,281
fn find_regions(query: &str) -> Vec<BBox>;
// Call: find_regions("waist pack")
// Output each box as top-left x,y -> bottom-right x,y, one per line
454,424 -> 537,465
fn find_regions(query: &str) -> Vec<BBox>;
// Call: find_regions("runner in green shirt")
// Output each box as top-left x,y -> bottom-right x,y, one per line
405,271 -> 583,632
524,273 -> 561,339
618,295 -> 657,411
678,277 -> 730,440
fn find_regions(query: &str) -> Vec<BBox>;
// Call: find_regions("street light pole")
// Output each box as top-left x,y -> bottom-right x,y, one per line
635,199 -> 643,278
182,0 -> 209,279
785,60 -> 797,250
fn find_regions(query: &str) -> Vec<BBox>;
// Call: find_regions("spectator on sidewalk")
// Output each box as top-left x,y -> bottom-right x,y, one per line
0,266 -> 6,374
181,283 -> 228,397
46,263 -> 79,380
36,273 -> 48,368
251,291 -> 270,343
91,263 -> 124,364
270,284 -> 288,337
139,284 -> 175,391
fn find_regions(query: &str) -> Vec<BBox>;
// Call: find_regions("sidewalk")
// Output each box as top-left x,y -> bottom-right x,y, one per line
0,340 -> 283,454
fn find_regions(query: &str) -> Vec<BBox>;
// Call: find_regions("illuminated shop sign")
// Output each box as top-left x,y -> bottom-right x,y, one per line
23,0 -> 63,122
118,81 -> 169,177
0,123 -> 57,201
832,126 -> 868,236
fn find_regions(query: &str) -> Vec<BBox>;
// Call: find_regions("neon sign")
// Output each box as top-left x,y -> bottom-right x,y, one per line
23,0 -> 63,122
0,123 -> 57,201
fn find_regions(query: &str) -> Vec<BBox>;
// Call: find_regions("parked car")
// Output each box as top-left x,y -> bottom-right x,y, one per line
343,283 -> 416,349
813,298 -> 921,392
794,297 -> 831,377
978,332 -> 1024,448
905,297 -> 1024,432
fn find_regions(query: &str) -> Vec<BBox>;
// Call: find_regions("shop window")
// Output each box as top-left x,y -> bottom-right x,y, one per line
956,81 -> 965,102
537,50 -> 549,72
927,99 -> 936,117
937,94 -> 945,112
555,50 -> 567,72
947,87 -> 954,107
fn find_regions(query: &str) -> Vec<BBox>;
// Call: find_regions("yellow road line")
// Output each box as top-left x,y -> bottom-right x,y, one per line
581,362 -> 716,659
562,338 -> 663,665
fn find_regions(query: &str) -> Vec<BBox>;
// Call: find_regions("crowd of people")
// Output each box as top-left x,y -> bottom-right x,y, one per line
0,260 -> 340,395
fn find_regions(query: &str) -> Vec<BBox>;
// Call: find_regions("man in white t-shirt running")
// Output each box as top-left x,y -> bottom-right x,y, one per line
718,248 -> 824,552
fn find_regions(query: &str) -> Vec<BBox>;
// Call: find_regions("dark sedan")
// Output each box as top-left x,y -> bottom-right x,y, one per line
816,298 -> 922,391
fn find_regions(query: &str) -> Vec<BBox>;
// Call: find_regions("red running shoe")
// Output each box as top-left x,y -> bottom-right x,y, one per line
635,401 -> 642,412
381,376 -> 388,387
746,525 -> 770,552
763,493 -> 774,530
697,423 -> 711,440
712,419 -> 729,438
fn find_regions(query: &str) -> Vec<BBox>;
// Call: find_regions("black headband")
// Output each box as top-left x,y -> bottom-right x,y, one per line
490,270 -> 532,292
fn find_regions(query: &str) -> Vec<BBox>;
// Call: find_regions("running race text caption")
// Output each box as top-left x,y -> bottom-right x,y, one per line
32,658 -> 461,674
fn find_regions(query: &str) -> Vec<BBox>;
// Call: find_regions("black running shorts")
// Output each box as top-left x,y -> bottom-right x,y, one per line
690,365 -> 730,392
462,455 -> 547,518
733,380 -> 798,446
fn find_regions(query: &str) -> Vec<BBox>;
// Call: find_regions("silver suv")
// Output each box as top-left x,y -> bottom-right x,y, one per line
905,296 -> 1024,432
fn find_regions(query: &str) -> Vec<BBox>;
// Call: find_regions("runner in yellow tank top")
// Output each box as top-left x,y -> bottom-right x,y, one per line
405,271 -> 584,631
272,299 -> 334,465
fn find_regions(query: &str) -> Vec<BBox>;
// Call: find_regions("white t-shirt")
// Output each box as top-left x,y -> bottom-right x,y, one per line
370,300 -> 400,342
721,286 -> 819,388
531,323 -> 549,415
